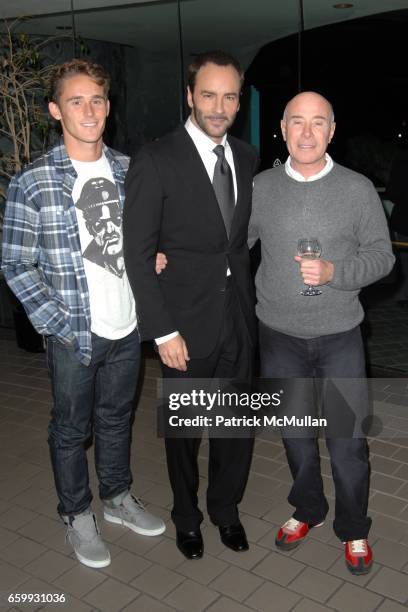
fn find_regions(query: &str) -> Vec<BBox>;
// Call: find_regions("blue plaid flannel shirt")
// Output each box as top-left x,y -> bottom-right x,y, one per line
2,141 -> 130,365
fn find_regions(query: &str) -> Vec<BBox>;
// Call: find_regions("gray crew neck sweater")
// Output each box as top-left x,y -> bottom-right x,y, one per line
249,163 -> 395,339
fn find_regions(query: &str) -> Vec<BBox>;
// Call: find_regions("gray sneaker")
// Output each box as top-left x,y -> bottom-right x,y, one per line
104,491 -> 166,536
63,510 -> 111,569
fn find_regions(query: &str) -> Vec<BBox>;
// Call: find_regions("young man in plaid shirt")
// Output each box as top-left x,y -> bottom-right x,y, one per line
2,59 -> 165,569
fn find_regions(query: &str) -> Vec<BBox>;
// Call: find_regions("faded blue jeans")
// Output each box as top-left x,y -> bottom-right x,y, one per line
47,329 -> 140,517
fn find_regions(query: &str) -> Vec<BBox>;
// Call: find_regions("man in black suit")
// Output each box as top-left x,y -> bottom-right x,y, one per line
123,50 -> 258,559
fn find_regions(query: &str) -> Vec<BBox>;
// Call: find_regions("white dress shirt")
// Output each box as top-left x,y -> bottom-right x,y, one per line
284,153 -> 333,182
156,116 -> 237,345
184,116 -> 238,201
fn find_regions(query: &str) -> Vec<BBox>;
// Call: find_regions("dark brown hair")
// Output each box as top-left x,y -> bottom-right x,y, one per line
187,50 -> 244,93
49,58 -> 110,103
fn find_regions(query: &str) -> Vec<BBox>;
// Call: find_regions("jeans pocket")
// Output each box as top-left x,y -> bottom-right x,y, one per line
46,335 -> 75,349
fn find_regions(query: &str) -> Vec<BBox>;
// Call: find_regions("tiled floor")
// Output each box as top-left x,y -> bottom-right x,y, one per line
365,300 -> 408,374
0,328 -> 408,612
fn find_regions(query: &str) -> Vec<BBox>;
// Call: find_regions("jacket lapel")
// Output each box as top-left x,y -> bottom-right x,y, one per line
171,127 -> 228,237
228,138 -> 249,242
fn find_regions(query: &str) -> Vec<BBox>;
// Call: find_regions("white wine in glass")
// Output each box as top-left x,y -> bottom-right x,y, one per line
297,238 -> 322,296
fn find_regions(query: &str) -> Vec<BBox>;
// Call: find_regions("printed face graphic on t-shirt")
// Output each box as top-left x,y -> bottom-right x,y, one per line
76,177 -> 125,278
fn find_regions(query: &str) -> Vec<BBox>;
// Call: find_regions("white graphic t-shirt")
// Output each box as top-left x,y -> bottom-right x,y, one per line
72,154 -> 136,340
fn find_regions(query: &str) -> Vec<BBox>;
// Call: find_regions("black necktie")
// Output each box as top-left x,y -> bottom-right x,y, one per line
212,144 -> 235,237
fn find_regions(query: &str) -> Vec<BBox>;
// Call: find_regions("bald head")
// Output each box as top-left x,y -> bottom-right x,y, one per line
280,91 -> 336,179
282,92 -> 334,123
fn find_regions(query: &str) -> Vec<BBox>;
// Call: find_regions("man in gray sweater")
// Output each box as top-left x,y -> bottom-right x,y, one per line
249,91 -> 395,575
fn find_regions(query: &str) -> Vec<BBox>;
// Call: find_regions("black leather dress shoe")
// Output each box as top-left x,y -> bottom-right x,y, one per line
176,529 -> 203,559
219,522 -> 249,552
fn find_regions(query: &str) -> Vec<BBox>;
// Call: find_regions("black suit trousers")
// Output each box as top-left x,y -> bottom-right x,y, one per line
162,280 -> 254,532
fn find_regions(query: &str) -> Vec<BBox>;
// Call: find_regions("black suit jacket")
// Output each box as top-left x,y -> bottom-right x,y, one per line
123,126 -> 259,359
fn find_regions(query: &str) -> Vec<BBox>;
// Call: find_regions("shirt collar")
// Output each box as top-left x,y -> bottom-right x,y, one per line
185,115 -> 228,156
52,138 -> 124,178
103,143 -> 127,178
52,138 -> 76,174
285,153 -> 333,182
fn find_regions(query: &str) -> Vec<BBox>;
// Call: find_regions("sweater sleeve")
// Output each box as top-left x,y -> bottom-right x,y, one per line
328,181 -> 395,291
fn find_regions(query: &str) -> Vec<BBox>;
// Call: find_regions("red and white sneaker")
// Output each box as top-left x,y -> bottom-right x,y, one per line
275,517 -> 324,551
345,539 -> 373,575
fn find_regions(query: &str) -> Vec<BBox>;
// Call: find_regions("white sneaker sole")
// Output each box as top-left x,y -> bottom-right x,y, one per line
103,512 -> 166,536
75,550 -> 111,569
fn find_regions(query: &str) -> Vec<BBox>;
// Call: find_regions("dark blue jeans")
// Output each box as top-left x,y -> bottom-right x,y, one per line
47,329 -> 140,516
259,322 -> 371,541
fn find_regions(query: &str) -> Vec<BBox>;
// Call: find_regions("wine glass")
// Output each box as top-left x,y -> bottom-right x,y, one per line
297,238 -> 322,296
